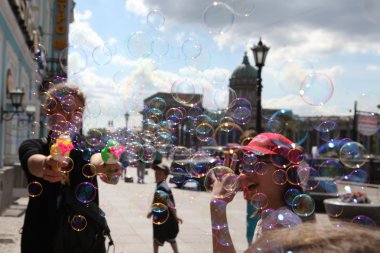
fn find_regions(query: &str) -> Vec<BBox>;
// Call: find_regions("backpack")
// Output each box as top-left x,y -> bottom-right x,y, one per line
52,186 -> 114,253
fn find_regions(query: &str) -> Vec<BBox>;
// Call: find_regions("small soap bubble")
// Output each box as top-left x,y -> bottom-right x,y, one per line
126,31 -> 153,58
195,123 -> 214,141
75,182 -> 97,204
82,163 -> 96,178
147,10 -> 165,30
352,215 -> 376,227
325,203 -> 344,218
272,169 -> 287,185
92,44 -> 113,66
339,142 -> 368,169
250,192 -> 268,210
230,0 -> 255,17
85,129 -> 103,147
319,159 -> 344,178
61,157 -> 74,173
152,202 -> 169,225
292,194 -> 315,217
182,178 -> 202,192
28,181 -> 43,197
182,37 -> 202,59
60,45 -> 87,76
71,214 -> 87,231
284,188 -> 301,206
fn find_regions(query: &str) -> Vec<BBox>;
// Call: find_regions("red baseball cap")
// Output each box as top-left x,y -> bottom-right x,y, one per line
242,132 -> 295,156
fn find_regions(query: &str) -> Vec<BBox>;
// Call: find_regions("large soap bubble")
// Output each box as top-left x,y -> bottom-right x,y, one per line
339,141 -> 368,169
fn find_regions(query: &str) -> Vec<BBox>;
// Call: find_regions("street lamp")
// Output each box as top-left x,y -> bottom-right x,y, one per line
1,88 -> 25,121
124,112 -> 129,128
251,38 -> 270,133
352,101 -> 358,141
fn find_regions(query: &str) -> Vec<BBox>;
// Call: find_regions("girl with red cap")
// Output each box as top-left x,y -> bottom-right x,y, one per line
210,133 -> 313,253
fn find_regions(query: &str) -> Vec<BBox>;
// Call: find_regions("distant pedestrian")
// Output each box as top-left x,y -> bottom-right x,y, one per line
136,157 -> 146,184
147,164 -> 183,253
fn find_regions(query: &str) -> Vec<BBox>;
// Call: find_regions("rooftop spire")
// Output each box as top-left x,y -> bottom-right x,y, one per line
242,51 -> 250,65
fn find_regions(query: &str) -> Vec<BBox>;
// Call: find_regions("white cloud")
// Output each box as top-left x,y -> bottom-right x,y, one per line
318,65 -> 344,79
110,55 -> 135,67
70,10 -> 104,51
75,9 -> 92,20
139,0 -> 380,57
366,65 -> 380,72
125,0 -> 149,16
214,33 -> 233,50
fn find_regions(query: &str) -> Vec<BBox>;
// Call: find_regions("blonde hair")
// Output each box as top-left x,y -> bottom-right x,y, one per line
248,221 -> 380,253
46,82 -> 86,106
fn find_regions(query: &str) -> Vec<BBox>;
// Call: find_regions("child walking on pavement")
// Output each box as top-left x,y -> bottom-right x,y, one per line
147,163 -> 183,253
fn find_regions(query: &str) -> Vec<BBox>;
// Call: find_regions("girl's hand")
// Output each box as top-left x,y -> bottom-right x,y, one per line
211,153 -> 240,204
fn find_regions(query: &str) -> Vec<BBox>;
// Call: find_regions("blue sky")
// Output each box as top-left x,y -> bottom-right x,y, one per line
68,0 -> 380,129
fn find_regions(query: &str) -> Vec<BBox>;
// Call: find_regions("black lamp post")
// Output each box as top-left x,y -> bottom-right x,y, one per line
251,38 -> 270,133
124,112 -> 129,128
1,88 -> 25,121
352,101 -> 358,141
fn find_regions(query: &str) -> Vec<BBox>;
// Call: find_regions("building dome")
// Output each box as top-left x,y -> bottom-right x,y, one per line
231,52 -> 258,80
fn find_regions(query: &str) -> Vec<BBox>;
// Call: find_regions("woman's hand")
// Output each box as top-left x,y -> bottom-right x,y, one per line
42,155 -> 67,183
97,162 -> 123,184
90,153 -> 123,184
28,154 -> 65,183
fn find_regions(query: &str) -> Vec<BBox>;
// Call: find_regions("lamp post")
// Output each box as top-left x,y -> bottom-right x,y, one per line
124,112 -> 129,128
1,88 -> 25,122
251,38 -> 270,133
352,101 -> 358,141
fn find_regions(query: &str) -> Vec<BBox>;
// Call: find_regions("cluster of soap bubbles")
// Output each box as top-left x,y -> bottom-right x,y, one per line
300,110 -> 380,226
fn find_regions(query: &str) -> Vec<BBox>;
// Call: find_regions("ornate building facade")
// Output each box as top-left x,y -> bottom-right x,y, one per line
0,0 -> 74,167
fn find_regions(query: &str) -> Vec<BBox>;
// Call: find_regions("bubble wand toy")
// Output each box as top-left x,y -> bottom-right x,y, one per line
49,134 -> 74,173
100,140 -> 125,184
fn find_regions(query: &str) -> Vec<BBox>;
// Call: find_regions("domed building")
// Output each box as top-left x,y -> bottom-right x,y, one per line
229,52 -> 259,130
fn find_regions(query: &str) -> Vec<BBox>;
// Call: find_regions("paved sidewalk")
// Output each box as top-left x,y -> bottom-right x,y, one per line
0,159 -> 248,253
100,162 -> 247,253
0,198 -> 26,253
